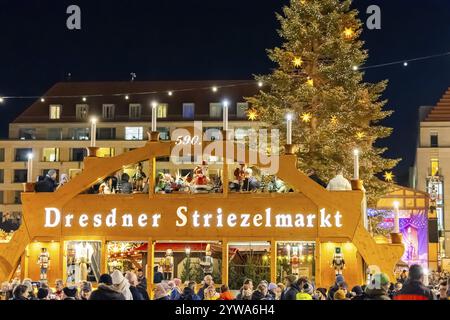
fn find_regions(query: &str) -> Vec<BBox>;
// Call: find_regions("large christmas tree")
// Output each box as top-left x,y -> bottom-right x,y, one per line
247,0 -> 399,205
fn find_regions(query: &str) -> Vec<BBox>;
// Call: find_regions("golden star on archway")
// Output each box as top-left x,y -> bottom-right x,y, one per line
356,131 -> 365,140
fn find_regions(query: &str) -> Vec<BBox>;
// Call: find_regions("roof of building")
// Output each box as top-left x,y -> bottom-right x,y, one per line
423,87 -> 450,122
13,80 -> 260,123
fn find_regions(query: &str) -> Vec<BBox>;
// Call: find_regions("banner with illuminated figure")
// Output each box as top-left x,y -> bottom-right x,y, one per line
200,244 -> 214,275
162,249 -> 174,280
291,247 -> 300,276
332,247 -> 345,275
37,248 -> 50,281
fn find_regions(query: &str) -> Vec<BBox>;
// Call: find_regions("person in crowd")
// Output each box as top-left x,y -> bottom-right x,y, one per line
204,285 -> 220,300
197,275 -> 214,300
350,285 -> 365,300
125,272 -> 144,301
281,275 -> 299,300
11,285 -> 29,300
111,269 -> 133,300
136,268 -> 149,299
79,281 -> 92,300
267,283 -> 277,299
179,281 -> 201,301
393,282 -> 403,296
37,288 -> 49,300
275,283 -> 285,300
219,285 -> 234,300
120,173 -> 133,194
153,283 -> 170,300
56,174 -> 69,191
438,280 -> 448,300
0,282 -> 12,300
328,274 -> 345,300
35,169 -> 58,192
22,279 -> 36,300
62,286 -> 78,300
170,278 -> 183,300
251,283 -> 271,300
89,274 -> 125,300
153,266 -> 163,284
54,279 -> 64,300
365,273 -> 391,300
314,287 -> 328,300
296,281 -> 314,300
236,278 -> 253,300
398,269 -> 408,284
334,289 -> 350,300
394,264 -> 436,300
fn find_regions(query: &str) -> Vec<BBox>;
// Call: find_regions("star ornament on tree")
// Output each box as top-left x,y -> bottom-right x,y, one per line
356,131 -> 366,140
292,57 -> 303,68
247,109 -> 258,121
343,27 -> 355,39
383,171 -> 395,182
301,113 -> 312,123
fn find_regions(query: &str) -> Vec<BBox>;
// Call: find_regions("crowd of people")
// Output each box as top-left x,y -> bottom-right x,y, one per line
1,264 -> 448,301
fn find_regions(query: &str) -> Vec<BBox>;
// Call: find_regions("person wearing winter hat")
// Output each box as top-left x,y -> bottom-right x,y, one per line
267,283 -> 278,299
313,287 -> 328,300
62,286 -> 78,300
365,273 -> 391,300
281,275 -> 299,300
170,278 -> 183,300
350,285 -> 365,300
111,269 -> 133,300
79,281 -> 92,300
179,281 -> 201,300
333,289 -> 349,300
22,279 -> 37,300
153,283 -> 170,300
89,273 -> 126,300
251,283 -> 273,300
296,282 -> 314,300
37,288 -> 49,300
328,274 -> 345,300
125,272 -> 144,301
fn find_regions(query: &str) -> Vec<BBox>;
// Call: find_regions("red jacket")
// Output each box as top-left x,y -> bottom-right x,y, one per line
220,291 -> 234,300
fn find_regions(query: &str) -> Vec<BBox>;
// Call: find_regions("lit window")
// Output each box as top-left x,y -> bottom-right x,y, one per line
42,148 -> 60,162
76,104 -> 89,120
183,103 -> 195,119
237,102 -> 248,118
102,104 -> 115,120
18,128 -> 36,140
129,104 -> 142,120
69,128 -> 89,140
97,148 -> 115,158
209,103 -> 222,118
49,105 -> 62,120
125,127 -> 144,140
157,104 -> 168,118
431,159 -> 439,176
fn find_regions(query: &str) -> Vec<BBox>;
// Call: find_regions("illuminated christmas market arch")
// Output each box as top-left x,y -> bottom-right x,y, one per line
0,139 -> 404,289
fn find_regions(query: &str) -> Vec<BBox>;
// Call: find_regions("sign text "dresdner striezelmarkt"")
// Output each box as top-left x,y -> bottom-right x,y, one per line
43,206 -> 344,229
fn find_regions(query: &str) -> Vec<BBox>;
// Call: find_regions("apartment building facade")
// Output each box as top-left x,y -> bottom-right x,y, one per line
414,87 -> 450,263
0,80 -> 263,227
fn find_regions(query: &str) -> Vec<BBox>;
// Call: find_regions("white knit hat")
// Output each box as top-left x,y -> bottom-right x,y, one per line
111,270 -> 125,285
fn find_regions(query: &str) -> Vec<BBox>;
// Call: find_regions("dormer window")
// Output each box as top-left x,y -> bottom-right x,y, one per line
49,105 -> 61,120
76,104 -> 89,120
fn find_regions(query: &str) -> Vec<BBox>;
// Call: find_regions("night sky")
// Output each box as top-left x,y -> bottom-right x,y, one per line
1,0 -> 450,185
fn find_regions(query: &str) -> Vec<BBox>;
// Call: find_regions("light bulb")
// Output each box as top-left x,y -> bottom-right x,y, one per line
168,91 -> 173,96
212,86 -> 218,92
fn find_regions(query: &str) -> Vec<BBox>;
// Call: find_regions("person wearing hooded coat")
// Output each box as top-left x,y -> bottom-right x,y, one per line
281,275 -> 299,300
327,274 -> 345,300
364,273 -> 391,300
89,274 -> 126,300
111,270 -> 133,300
179,281 -> 201,301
